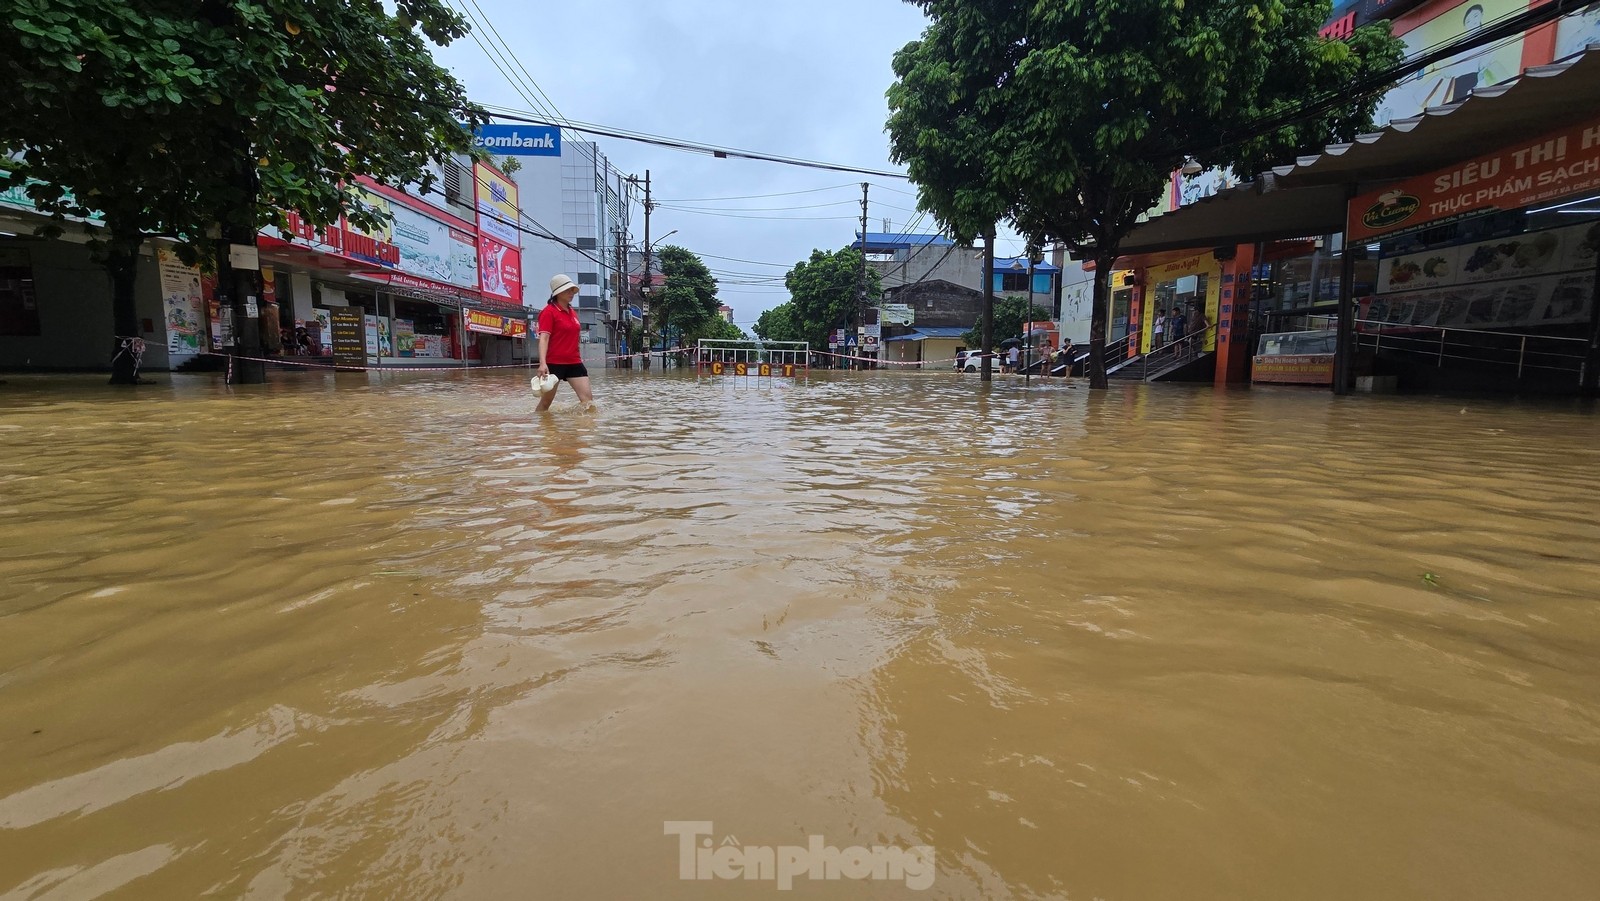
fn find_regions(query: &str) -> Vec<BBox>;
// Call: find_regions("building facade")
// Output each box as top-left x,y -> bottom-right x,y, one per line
1,151 -> 534,374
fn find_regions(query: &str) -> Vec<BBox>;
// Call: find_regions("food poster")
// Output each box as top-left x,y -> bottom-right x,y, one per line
1360,272 -> 1595,330
156,248 -> 208,354
1377,221 -> 1599,295
1378,246 -> 1462,292
1458,230 -> 1566,283
394,318 -> 416,357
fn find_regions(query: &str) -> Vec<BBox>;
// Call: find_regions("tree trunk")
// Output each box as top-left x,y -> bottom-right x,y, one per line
981,229 -> 996,383
106,228 -> 143,386
1087,253 -> 1112,390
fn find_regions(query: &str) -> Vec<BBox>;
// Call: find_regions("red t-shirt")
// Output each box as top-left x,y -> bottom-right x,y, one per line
537,302 -> 582,365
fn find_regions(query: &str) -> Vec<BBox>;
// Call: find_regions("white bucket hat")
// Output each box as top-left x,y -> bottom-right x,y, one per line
548,274 -> 579,300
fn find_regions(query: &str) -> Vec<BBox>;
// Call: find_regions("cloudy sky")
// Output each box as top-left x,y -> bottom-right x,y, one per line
430,0 -> 1027,328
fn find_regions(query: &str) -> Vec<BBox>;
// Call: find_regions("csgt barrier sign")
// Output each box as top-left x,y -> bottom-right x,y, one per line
473,124 -> 561,157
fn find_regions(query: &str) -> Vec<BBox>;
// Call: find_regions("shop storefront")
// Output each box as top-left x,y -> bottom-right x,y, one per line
1139,254 -> 1221,354
1349,117 -> 1600,332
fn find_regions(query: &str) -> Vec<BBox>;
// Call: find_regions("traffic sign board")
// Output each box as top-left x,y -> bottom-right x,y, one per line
845,335 -> 858,347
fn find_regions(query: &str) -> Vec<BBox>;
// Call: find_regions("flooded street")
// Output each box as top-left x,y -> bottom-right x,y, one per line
2,369 -> 1599,900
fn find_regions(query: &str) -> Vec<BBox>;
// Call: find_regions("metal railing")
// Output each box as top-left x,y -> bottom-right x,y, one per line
1120,324 -> 1217,380
1355,319 -> 1587,381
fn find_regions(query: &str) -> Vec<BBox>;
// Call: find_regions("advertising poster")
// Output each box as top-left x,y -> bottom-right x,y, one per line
1555,4 -> 1600,61
1373,0 -> 1527,127
156,248 -> 207,354
466,309 -> 507,335
376,316 -> 393,357
347,188 -> 395,244
478,234 -> 523,303
391,202 -> 479,289
311,308 -> 332,354
364,314 -> 380,360
394,318 -> 416,357
330,308 -> 365,367
474,163 -> 521,245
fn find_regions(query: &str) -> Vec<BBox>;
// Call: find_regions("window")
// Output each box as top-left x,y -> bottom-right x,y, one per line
576,237 -> 597,250
577,272 -> 599,285
1000,271 -> 1031,292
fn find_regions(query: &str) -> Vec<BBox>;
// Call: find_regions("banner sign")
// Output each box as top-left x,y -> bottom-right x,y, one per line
156,248 -> 207,355
472,123 -> 561,157
391,202 -> 478,289
478,234 -> 523,303
330,308 -> 364,367
474,163 -> 521,245
1349,118 -> 1600,241
464,309 -> 529,337
1252,354 -> 1335,385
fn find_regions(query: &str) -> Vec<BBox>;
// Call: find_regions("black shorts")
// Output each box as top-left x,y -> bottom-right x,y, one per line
548,362 -> 589,381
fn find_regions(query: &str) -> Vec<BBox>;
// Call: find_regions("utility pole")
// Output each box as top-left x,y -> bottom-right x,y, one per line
613,225 -> 627,366
858,182 -> 869,370
627,170 -> 654,369
981,228 -> 996,383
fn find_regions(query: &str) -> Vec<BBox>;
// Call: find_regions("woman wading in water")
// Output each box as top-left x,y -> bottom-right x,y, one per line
536,274 -> 596,411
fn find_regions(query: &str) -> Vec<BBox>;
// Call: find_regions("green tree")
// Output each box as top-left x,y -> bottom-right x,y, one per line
887,0 -> 1403,389
1,0 -> 483,383
652,245 -> 720,363
963,297 -> 1051,349
685,315 -> 746,344
782,247 -> 880,349
753,302 -> 805,343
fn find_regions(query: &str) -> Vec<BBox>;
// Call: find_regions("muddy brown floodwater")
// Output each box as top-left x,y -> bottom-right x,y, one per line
1,369 -> 1599,900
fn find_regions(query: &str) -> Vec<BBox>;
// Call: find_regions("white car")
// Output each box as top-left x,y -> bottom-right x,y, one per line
956,350 -> 999,373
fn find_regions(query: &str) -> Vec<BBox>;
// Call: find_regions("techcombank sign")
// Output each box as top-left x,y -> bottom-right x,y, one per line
472,123 -> 561,157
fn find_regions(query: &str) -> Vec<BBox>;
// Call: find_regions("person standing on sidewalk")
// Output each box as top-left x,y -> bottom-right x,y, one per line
536,274 -> 595,412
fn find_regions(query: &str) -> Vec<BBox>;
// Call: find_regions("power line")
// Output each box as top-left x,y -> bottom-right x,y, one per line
477,104 -> 909,179
661,199 -> 863,213
658,184 -> 860,203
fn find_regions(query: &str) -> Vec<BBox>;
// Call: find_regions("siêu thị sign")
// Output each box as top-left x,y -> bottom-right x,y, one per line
1348,118 -> 1600,242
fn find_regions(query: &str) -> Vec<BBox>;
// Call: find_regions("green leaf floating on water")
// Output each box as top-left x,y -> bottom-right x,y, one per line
1422,572 -> 1440,588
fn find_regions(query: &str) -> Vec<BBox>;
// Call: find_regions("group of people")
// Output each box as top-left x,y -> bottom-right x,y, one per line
1151,306 -> 1196,352
995,339 -> 1076,375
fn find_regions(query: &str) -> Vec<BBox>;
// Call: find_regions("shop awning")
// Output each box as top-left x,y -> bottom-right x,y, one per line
1114,48 -> 1600,256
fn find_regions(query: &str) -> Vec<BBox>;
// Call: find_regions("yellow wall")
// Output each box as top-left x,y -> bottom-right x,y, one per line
1140,254 -> 1222,354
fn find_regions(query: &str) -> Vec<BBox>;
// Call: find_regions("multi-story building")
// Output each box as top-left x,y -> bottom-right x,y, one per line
508,138 -> 634,357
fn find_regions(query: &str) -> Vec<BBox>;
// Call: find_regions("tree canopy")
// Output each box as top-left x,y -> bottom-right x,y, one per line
1,0 -> 484,381
779,247 -> 881,348
963,296 -> 1052,349
752,302 -> 806,344
652,245 -> 722,346
886,0 -> 1404,387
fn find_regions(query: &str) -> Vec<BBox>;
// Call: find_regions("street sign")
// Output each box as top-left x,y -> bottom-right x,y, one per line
864,336 -> 879,351
845,335 -> 858,347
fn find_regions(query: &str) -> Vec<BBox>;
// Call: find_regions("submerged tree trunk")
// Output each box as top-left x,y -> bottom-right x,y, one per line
106,224 -> 143,386
981,228 -> 996,383
1087,253 -> 1112,390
